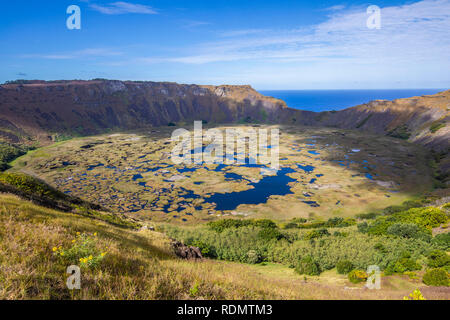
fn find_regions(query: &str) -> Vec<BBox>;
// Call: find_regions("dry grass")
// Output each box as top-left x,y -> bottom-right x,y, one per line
0,193 -> 448,300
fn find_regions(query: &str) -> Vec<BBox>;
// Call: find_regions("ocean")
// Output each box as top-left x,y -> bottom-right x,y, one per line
258,89 -> 446,112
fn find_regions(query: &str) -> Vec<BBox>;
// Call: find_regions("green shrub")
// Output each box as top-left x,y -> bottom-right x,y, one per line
384,254 -> 422,275
336,260 -> 354,274
190,240 -> 215,258
280,222 -> 298,229
387,124 -> 411,140
367,207 -> 447,236
296,217 -> 356,229
348,270 -> 368,283
295,256 -> 321,276
422,268 -> 450,286
382,199 -> 426,215
291,218 -> 307,223
207,219 -> 249,232
207,219 -> 277,233
258,227 -> 283,241
357,222 -> 369,233
333,231 -> 348,237
254,219 -> 277,229
162,220 -> 437,276
374,243 -> 387,253
432,232 -> 450,250
304,228 -> 330,240
427,250 -> 450,270
0,142 -> 30,171
297,221 -> 326,229
386,223 -> 421,238
246,250 -> 261,264
429,122 -> 445,134
326,217 -> 344,227
356,212 -> 379,220
0,172 -> 66,199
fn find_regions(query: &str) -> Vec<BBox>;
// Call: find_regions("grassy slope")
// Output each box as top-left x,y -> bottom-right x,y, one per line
1,193 -> 448,300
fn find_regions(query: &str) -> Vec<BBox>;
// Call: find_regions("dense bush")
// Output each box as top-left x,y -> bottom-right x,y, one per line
336,260 -> 354,274
387,124 -> 411,140
382,199 -> 429,215
207,219 -> 252,232
164,225 -> 271,264
254,219 -> 278,229
348,270 -> 368,284
162,219 -> 437,275
246,250 -> 261,264
427,250 -> 450,270
357,222 -> 369,233
258,227 -> 284,241
432,232 -> 450,250
280,222 -> 299,229
333,231 -> 348,237
295,256 -> 321,276
207,219 -> 277,233
384,257 -> 421,275
0,172 -> 67,199
190,240 -> 215,258
0,142 -> 29,171
296,221 -> 326,229
422,268 -> 450,286
366,207 -> 447,237
296,217 -> 356,229
374,243 -> 387,253
356,212 -> 379,220
291,218 -> 307,223
304,228 -> 330,240
386,223 -> 419,238
386,223 -> 430,240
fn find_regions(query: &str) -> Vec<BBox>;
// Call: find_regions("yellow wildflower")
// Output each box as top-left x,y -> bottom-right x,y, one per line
76,232 -> 80,236
404,289 -> 426,300
52,247 -> 58,252
60,252 -> 65,256
94,232 -> 97,236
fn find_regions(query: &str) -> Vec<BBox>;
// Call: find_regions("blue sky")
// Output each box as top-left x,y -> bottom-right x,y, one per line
0,0 -> 449,89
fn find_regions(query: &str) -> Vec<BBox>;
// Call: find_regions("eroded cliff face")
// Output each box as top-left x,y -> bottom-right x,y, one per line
0,80 -> 448,154
316,91 -> 450,151
0,80 -> 287,144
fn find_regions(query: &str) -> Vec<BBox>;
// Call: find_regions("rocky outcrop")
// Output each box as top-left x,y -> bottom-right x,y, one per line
171,240 -> 203,260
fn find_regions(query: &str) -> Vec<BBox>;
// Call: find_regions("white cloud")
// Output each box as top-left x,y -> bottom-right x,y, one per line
180,20 -> 211,29
90,2 -> 157,15
323,4 -> 347,11
139,0 -> 450,67
220,29 -> 268,37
